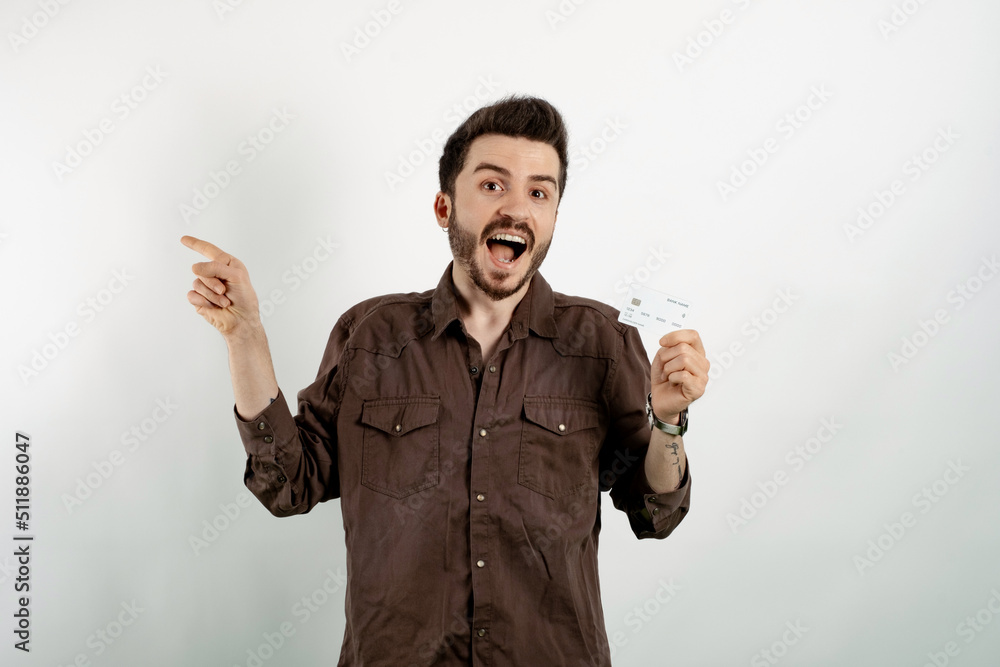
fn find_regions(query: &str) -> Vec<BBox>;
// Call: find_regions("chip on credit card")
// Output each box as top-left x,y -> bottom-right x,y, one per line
617,283 -> 693,332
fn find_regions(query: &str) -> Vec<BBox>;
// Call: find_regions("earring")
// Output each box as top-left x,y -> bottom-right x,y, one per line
441,226 -> 449,232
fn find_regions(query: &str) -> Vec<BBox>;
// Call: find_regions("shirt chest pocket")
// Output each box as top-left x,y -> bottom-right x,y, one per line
518,396 -> 602,499
360,396 -> 441,499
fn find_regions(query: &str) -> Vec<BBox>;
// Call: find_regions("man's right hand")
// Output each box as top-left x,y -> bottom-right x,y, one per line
181,235 -> 261,339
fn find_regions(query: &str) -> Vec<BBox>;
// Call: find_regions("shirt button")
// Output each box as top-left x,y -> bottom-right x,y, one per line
395,424 -> 401,432
652,508 -> 660,515
479,428 -> 487,437
477,628 -> 487,638
477,559 -> 485,568
488,365 -> 497,373
470,366 -> 478,375
257,421 -> 266,430
558,423 -> 566,432
476,493 -> 485,502
263,435 -> 273,444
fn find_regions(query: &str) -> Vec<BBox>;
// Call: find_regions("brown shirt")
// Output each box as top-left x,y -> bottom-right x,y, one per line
235,263 -> 691,666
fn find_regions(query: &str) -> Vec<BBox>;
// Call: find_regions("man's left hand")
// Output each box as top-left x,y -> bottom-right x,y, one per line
650,329 -> 710,422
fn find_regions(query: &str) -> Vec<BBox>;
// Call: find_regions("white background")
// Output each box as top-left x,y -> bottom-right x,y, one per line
2,1 -> 1000,665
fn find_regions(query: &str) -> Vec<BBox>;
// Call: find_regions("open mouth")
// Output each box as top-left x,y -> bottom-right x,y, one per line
486,233 -> 528,266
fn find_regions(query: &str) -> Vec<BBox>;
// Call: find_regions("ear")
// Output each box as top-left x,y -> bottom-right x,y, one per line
433,192 -> 452,229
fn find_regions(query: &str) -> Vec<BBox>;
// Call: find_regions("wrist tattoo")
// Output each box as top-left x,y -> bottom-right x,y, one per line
666,442 -> 680,466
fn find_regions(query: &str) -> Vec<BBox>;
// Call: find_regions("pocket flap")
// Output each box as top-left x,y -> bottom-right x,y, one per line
361,397 -> 440,436
523,396 -> 599,436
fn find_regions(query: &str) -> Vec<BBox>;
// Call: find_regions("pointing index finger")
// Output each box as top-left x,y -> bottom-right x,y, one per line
180,235 -> 232,265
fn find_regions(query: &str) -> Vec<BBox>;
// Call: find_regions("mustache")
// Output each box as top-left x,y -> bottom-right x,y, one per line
479,217 -> 535,250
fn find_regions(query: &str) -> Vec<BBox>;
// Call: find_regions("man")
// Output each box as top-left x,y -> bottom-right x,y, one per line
182,95 -> 709,666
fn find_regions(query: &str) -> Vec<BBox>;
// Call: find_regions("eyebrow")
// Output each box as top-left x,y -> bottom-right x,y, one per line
472,162 -> 559,192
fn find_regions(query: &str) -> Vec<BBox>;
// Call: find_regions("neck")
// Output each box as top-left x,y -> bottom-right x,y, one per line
450,263 -> 530,332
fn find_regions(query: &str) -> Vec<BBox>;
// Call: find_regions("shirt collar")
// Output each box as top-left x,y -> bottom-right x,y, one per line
431,262 -> 559,341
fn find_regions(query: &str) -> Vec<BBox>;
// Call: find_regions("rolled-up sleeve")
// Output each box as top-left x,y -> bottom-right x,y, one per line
603,323 -> 692,540
233,315 -> 350,517
625,457 -> 691,539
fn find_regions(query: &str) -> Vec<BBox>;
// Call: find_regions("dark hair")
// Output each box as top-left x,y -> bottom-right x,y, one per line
438,95 -> 568,202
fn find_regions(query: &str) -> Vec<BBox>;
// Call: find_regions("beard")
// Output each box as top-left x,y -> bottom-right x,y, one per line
447,207 -> 552,302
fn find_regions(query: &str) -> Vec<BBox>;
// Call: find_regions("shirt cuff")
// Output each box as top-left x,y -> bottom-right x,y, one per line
633,459 -> 691,537
233,390 -> 296,457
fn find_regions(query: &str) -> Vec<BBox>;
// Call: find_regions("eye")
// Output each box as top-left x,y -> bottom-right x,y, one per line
483,181 -> 501,192
530,189 -> 546,199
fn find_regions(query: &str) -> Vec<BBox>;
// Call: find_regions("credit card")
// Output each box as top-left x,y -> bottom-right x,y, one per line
618,284 -> 693,332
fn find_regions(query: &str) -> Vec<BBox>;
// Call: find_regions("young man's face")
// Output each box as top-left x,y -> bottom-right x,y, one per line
435,134 -> 561,302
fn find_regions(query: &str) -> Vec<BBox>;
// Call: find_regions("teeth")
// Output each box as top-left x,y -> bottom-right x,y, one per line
490,233 -> 527,245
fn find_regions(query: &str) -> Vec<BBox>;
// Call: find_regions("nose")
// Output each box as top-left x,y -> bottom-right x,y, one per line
496,187 -> 532,223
